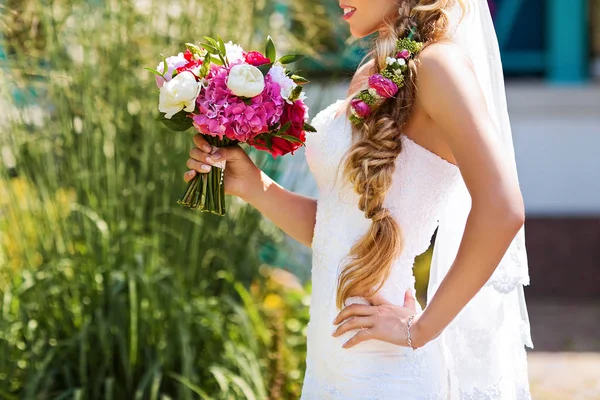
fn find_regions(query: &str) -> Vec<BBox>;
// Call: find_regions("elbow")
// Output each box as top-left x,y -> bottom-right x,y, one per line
499,191 -> 526,234
505,201 -> 525,233
474,192 -> 525,233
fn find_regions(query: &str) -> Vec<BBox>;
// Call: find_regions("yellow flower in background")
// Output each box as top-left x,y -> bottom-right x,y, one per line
0,177 -> 76,273
263,293 -> 285,311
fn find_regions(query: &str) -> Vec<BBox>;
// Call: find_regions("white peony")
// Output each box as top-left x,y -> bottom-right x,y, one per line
226,64 -> 265,98
224,41 -> 245,63
268,65 -> 297,103
386,57 -> 397,66
158,71 -> 201,119
398,58 -> 407,66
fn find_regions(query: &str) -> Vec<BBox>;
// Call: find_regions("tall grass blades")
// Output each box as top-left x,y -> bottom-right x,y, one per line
0,0 -> 320,398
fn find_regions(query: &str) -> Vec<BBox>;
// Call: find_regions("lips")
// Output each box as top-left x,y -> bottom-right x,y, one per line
341,5 -> 356,20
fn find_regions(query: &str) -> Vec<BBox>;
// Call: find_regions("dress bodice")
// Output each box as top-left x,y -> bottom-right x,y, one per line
305,100 -> 461,304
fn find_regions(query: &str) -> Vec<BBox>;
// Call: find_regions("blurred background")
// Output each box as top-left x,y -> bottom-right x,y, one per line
0,0 -> 598,399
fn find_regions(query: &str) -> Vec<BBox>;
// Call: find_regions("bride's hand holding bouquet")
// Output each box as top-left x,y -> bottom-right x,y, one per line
184,134 -> 260,201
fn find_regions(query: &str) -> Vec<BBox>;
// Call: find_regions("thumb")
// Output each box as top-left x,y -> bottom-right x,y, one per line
403,289 -> 417,310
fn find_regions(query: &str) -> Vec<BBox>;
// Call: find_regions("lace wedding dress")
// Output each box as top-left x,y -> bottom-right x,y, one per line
301,99 -> 532,399
301,100 -> 460,399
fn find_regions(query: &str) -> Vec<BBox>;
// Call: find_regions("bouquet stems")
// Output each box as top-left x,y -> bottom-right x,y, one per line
178,136 -> 232,215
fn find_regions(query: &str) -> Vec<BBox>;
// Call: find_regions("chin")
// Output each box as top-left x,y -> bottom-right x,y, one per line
348,24 -> 378,39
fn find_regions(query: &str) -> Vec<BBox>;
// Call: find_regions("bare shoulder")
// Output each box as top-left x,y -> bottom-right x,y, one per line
417,41 -> 473,80
415,41 -> 483,111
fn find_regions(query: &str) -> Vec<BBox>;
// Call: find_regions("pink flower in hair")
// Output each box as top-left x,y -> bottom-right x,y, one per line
350,98 -> 371,119
397,49 -> 410,60
368,74 -> 399,98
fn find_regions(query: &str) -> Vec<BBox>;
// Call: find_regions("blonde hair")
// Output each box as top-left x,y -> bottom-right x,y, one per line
336,0 -> 466,309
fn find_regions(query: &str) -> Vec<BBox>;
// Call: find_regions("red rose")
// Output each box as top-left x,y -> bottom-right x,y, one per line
244,51 -> 271,67
252,100 -> 307,157
184,49 -> 194,62
176,59 -> 203,76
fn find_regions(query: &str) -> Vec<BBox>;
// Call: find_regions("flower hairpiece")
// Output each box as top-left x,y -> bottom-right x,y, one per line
349,31 -> 423,125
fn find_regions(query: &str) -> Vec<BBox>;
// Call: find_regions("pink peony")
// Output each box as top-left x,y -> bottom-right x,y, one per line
251,100 -> 308,157
397,49 -> 411,60
245,51 -> 271,66
192,64 -> 285,142
368,74 -> 398,98
350,98 -> 371,119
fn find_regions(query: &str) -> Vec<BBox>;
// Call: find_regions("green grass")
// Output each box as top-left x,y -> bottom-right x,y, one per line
0,0 -> 321,398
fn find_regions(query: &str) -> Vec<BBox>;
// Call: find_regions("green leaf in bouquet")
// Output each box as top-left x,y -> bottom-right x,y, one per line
200,41 -> 220,56
144,67 -> 165,77
277,121 -> 292,134
203,37 -> 220,51
277,54 -> 304,65
161,55 -> 169,77
303,122 -> 318,133
157,111 -> 194,131
265,36 -> 276,63
290,74 -> 310,85
209,54 -> 224,66
278,135 -> 306,145
288,85 -> 304,102
257,62 -> 274,77
216,35 -> 226,55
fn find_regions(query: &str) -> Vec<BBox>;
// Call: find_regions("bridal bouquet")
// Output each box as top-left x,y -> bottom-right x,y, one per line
147,36 -> 315,216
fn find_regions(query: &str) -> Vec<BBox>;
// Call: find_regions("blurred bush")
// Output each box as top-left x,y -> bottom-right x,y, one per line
0,0 -> 327,398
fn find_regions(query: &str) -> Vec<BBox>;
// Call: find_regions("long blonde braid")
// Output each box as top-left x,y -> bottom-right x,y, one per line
336,0 -> 464,309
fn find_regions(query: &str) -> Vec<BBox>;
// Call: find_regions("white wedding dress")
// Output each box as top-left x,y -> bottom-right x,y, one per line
301,100 -> 462,399
299,2 -> 534,398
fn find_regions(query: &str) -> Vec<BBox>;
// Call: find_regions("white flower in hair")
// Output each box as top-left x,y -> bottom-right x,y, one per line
386,57 -> 397,66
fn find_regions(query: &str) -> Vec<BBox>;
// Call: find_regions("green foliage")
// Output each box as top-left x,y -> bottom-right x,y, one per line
0,0 -> 323,398
357,90 -> 377,106
381,69 -> 405,87
396,38 -> 424,55
158,111 -> 195,132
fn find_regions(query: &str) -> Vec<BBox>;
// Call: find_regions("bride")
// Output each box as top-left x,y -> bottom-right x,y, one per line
184,0 -> 533,398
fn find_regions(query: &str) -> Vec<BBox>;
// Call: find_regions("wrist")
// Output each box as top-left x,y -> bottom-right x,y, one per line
239,169 -> 271,205
408,314 -> 430,349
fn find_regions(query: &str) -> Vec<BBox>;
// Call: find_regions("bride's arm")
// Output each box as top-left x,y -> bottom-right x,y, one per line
244,170 -> 318,248
410,43 -> 525,346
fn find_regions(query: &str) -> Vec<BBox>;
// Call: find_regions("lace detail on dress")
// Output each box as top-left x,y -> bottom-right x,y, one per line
485,230 -> 530,293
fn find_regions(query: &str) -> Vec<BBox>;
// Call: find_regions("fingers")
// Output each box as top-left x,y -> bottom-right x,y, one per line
186,157 -> 212,174
343,329 -> 373,349
184,170 -> 197,182
193,134 -> 213,153
187,144 -> 228,176
403,289 -> 417,310
333,304 -> 374,325
189,146 -> 225,164
332,316 -> 375,337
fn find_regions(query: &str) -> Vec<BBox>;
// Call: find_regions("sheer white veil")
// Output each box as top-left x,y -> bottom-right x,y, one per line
426,0 -> 534,397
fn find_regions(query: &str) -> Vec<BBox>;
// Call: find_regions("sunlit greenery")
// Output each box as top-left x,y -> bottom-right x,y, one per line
0,0 -> 325,398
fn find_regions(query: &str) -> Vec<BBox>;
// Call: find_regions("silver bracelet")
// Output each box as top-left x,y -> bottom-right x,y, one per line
406,315 -> 417,350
